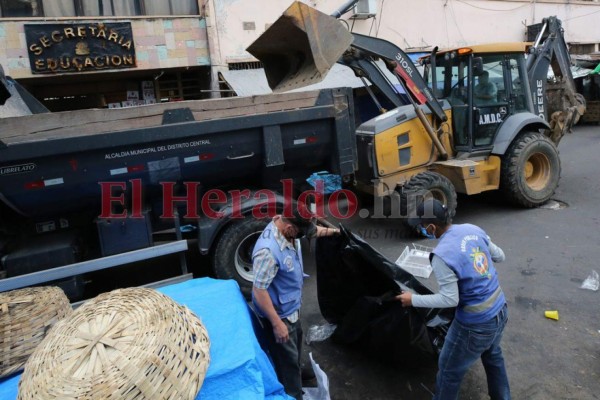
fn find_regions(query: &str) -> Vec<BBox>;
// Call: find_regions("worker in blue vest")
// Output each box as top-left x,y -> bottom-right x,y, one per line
398,199 -> 510,400
252,212 -> 339,400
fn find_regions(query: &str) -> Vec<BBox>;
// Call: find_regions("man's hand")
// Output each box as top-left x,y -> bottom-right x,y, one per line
272,319 -> 289,343
395,291 -> 413,307
253,287 -> 290,343
315,225 -> 340,237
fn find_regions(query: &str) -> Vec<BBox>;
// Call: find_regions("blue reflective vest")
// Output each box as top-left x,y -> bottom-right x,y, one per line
432,224 -> 505,324
252,222 -> 304,319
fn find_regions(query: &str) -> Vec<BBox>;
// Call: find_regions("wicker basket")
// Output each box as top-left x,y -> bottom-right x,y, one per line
0,286 -> 72,379
18,287 -> 210,400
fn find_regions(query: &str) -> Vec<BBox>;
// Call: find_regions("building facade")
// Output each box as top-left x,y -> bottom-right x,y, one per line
207,0 -> 600,93
0,0 -> 211,111
2,0 -> 599,110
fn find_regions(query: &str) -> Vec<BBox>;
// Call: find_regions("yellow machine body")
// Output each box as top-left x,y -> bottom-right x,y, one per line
354,103 -> 501,197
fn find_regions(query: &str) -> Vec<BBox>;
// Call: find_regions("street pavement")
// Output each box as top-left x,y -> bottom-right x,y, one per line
299,124 -> 600,399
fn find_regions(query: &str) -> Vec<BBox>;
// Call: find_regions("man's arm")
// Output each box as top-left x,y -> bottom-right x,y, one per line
484,83 -> 498,100
486,236 -> 505,263
475,83 -> 497,100
253,287 -> 289,343
253,249 -> 289,343
396,255 -> 459,308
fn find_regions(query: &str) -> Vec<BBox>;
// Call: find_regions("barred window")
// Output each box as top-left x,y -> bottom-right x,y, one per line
0,0 -> 44,17
0,0 -> 199,17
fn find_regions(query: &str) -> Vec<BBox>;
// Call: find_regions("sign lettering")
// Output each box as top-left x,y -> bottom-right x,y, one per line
104,140 -> 212,160
479,113 -> 503,125
535,79 -> 545,120
25,23 -> 136,74
395,53 -> 414,78
0,163 -> 36,176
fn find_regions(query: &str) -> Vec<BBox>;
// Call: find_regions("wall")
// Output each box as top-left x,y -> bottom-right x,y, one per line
336,0 -> 600,50
0,17 -> 209,79
208,0 -> 600,68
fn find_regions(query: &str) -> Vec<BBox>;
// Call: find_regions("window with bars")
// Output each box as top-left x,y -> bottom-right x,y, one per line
0,0 -> 199,18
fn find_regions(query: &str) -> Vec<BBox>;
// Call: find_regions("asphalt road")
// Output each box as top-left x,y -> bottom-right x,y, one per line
299,124 -> 600,400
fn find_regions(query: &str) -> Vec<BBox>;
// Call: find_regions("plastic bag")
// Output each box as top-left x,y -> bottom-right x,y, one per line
580,270 -> 599,291
306,171 -> 342,194
315,226 -> 453,364
305,323 -> 337,345
302,353 -> 330,400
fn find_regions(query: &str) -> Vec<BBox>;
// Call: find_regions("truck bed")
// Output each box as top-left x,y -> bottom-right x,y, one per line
0,90 -> 330,144
0,87 -> 357,218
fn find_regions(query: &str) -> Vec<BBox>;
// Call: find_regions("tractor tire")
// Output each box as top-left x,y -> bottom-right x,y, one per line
398,171 -> 457,232
211,217 -> 269,297
501,132 -> 561,207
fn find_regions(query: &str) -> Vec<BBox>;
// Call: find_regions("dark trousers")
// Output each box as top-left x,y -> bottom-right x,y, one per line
261,317 -> 303,400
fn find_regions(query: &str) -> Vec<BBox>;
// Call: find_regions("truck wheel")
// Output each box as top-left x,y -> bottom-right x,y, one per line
399,171 -> 457,232
211,218 -> 269,297
501,132 -> 560,207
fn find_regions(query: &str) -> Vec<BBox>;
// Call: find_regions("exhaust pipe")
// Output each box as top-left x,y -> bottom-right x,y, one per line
246,1 -> 353,92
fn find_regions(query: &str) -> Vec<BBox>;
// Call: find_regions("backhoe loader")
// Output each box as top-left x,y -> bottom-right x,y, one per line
247,1 -> 586,219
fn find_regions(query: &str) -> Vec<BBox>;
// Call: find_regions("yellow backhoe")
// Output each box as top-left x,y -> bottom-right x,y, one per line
247,1 -> 586,220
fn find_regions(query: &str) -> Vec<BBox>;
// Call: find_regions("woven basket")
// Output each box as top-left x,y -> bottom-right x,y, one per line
0,286 -> 72,379
18,287 -> 210,400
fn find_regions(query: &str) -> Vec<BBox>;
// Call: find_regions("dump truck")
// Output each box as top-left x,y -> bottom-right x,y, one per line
247,1 -> 586,219
0,66 -> 357,298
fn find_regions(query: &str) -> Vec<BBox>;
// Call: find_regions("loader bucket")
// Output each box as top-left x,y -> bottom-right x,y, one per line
246,1 -> 353,92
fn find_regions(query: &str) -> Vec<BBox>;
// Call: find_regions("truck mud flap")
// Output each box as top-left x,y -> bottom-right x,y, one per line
315,225 -> 453,364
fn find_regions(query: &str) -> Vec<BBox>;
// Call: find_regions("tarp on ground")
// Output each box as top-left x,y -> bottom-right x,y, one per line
315,225 -> 454,365
0,278 -> 292,400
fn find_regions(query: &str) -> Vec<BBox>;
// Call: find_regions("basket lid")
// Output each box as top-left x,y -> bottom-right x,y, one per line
0,286 -> 72,379
18,287 -> 210,400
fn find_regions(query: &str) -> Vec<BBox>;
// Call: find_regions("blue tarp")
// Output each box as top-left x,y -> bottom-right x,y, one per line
0,278 -> 292,400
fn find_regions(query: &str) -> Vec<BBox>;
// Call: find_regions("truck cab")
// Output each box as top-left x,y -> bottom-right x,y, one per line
422,44 -> 533,155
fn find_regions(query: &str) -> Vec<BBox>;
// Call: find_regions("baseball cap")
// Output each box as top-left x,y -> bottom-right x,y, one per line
407,198 -> 449,227
283,203 -> 314,229
282,206 -> 316,239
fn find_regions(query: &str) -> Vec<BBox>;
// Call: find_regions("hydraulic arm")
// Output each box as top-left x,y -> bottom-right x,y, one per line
247,1 -> 449,158
526,16 -> 586,144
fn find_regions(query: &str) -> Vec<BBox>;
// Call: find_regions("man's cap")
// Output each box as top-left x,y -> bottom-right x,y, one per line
407,198 -> 449,227
284,204 -> 314,229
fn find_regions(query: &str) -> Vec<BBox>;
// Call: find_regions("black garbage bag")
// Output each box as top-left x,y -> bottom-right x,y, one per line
315,225 -> 453,364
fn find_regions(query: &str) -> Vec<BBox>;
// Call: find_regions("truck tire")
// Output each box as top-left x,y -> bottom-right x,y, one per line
501,132 -> 560,207
398,171 -> 457,232
211,218 -> 269,297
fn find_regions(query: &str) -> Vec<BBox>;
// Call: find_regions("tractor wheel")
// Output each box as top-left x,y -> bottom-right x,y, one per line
501,132 -> 560,207
211,217 -> 269,298
398,171 -> 457,232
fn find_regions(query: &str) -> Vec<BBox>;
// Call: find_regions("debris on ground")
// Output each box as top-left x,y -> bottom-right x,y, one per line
580,270 -> 599,291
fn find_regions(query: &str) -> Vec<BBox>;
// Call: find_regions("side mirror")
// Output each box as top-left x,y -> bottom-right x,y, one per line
472,57 -> 484,77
